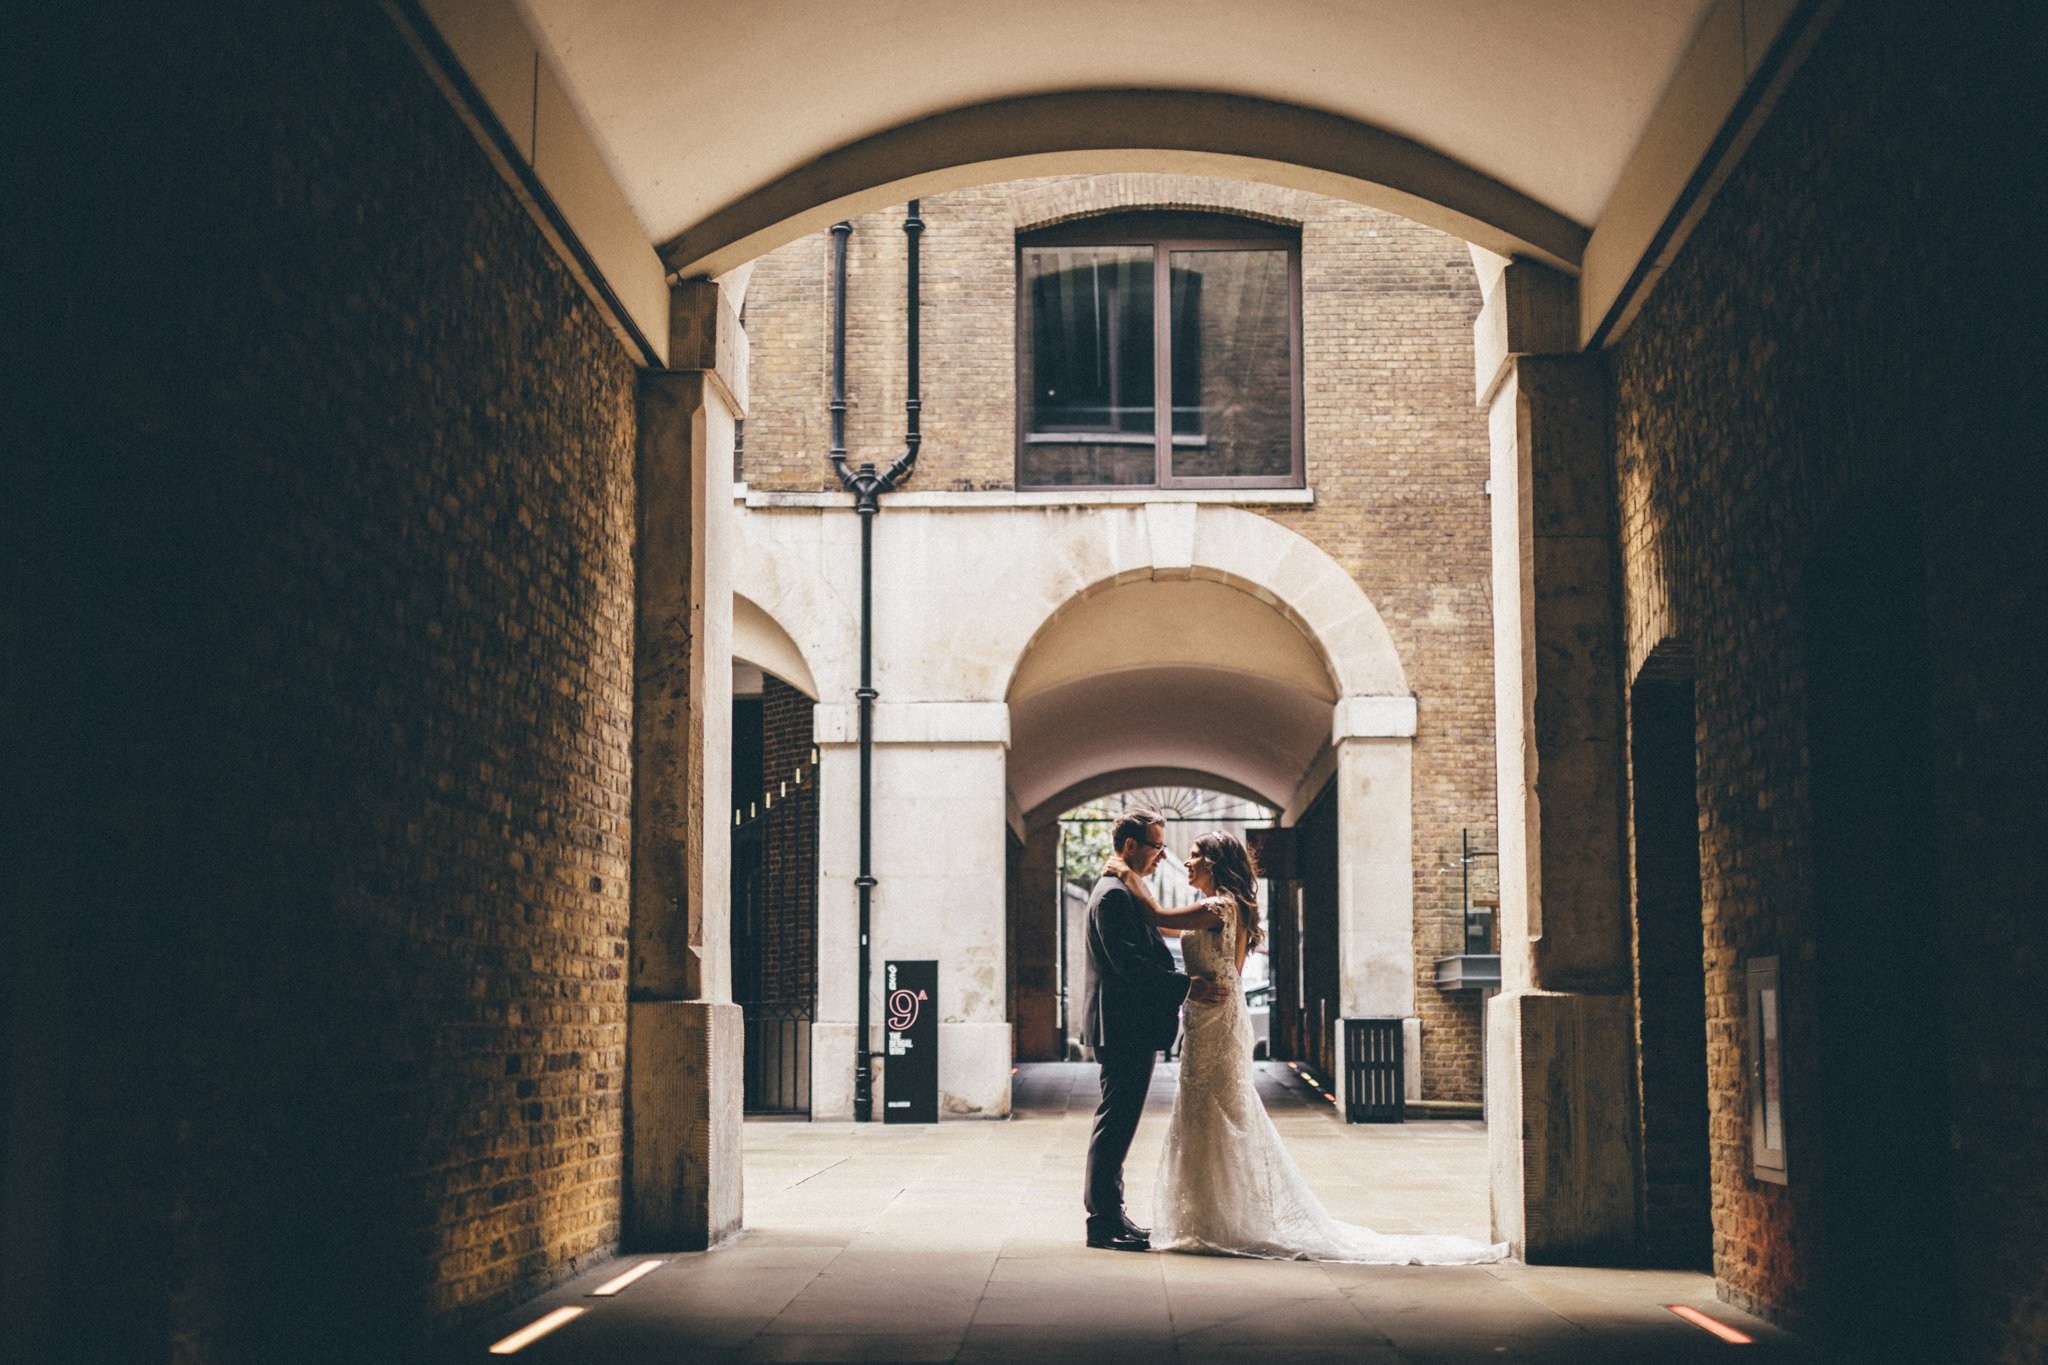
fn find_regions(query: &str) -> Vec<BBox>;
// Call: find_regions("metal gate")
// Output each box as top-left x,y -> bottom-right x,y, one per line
742,1001 -> 812,1115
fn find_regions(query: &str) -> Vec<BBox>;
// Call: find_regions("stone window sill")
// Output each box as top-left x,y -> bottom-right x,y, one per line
734,482 -> 1314,510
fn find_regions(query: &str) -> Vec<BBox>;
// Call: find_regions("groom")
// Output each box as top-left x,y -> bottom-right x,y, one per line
1080,808 -> 1227,1251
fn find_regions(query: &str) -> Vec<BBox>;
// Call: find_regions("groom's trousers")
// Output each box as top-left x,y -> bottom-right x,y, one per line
1085,1043 -> 1158,1226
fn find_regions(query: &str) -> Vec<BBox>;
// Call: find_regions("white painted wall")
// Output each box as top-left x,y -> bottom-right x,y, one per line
737,498 -> 1420,1119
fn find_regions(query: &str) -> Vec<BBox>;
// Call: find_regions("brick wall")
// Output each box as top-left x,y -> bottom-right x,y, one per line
1609,1 -> 2043,1353
738,228 -> 831,489
741,175 -> 1496,1100
11,3 -> 636,1359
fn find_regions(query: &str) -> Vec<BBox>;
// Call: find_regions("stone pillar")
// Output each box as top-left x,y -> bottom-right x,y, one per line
813,701 -> 1014,1118
1478,262 -> 1638,1262
1330,697 -> 1423,1106
626,281 -> 747,1249
811,739 -> 860,1119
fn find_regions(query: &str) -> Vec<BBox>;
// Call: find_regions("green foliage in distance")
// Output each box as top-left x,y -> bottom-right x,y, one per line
1059,804 -> 1116,889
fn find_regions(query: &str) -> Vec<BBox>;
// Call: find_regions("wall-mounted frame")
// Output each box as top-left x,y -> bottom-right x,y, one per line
1746,955 -> 1788,1184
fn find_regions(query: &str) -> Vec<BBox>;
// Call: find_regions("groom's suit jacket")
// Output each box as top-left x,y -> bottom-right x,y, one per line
1080,874 -> 1192,1053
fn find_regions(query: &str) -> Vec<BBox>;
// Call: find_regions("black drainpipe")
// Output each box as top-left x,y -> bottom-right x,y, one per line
830,202 -> 923,1122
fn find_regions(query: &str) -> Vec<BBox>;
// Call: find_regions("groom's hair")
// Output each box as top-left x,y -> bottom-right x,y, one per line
1111,808 -> 1165,852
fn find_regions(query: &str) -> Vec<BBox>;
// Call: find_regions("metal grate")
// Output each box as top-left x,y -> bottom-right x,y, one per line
742,1001 -> 812,1115
1343,1017 -> 1405,1123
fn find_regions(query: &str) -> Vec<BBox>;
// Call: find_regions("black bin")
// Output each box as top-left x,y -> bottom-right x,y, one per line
1343,1017 -> 1405,1123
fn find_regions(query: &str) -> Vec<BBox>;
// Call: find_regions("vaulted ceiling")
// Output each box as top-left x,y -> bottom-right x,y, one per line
1004,578 -> 1336,819
424,1 -> 1814,359
516,0 -> 1711,250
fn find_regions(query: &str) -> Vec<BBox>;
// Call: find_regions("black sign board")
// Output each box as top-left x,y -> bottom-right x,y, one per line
883,959 -> 938,1124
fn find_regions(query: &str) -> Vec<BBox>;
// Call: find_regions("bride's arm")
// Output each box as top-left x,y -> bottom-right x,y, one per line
1105,857 -> 1224,932
1210,896 -> 1249,973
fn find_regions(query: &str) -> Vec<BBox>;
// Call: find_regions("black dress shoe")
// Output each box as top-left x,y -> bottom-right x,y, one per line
1086,1225 -> 1151,1252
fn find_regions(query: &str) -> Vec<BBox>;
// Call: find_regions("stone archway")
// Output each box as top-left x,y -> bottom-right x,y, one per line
728,500 -> 1421,1120
990,508 -> 1424,1093
734,592 -> 819,700
658,91 -> 1584,278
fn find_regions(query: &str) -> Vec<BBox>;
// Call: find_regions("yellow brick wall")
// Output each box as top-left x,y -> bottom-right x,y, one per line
1610,2 -> 2041,1349
743,175 -> 1496,1100
26,8 -> 637,1358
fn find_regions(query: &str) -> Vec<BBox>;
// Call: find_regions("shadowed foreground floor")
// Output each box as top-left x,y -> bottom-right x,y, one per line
444,1062 -> 1804,1362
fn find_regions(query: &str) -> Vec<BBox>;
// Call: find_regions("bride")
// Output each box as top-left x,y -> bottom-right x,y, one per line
1105,830 -> 1507,1265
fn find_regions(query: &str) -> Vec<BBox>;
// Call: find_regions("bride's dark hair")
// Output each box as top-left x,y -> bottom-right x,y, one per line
1193,831 -> 1264,951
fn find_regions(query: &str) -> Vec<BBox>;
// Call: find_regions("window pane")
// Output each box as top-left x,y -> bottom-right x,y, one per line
1020,246 -> 1155,486
1168,249 -> 1292,480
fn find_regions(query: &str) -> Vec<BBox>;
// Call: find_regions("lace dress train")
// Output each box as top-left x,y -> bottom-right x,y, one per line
1152,896 -> 1508,1265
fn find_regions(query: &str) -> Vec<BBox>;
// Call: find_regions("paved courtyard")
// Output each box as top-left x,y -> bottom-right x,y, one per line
449,1062 -> 1805,1363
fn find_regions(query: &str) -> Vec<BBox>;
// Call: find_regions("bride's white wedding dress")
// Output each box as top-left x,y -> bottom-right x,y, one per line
1153,895 -> 1508,1265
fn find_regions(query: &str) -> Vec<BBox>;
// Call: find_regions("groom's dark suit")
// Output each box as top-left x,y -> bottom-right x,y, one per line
1080,873 -> 1192,1236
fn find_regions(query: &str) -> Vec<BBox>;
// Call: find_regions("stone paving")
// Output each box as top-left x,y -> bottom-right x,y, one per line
448,1062 -> 1806,1363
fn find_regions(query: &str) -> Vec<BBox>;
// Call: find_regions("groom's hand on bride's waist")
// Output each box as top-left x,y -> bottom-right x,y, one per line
1186,975 -> 1231,1005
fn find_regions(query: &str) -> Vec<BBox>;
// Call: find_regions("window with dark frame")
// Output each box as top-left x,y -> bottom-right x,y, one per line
1017,211 -> 1302,490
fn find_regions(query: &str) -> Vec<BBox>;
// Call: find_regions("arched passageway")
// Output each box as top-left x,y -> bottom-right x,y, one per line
997,566 -> 1423,1094
731,503 -> 1434,1121
16,4 -> 2042,1362
1016,784 -> 1282,1065
1005,575 -> 1340,819
729,645 -> 822,1118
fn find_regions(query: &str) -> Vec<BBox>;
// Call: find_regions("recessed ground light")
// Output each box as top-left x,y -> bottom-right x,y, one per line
590,1260 -> 665,1296
488,1306 -> 585,1354
1666,1304 -> 1754,1344
1287,1062 -> 1340,1105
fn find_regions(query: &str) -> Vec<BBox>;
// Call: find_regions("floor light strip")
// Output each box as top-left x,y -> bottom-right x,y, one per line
488,1306 -> 585,1354
590,1259 -> 665,1296
1666,1304 -> 1754,1344
1287,1062 -> 1340,1106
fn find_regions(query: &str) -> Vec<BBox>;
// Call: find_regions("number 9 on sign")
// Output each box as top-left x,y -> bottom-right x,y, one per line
887,988 -> 922,1032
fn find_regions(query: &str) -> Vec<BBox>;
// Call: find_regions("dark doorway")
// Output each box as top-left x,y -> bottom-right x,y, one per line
1803,496 -> 1950,1356
1629,650 -> 1712,1270
1273,779 -> 1339,1079
730,678 -> 818,1115
732,695 -> 766,1003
